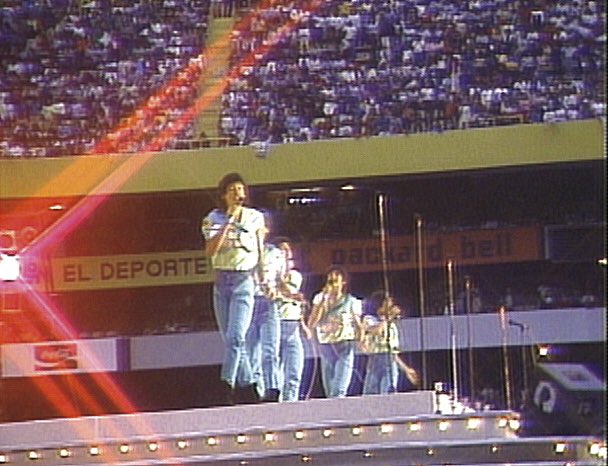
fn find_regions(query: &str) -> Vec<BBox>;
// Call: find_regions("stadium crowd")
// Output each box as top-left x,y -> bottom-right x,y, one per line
221,0 -> 605,144
1,0 -> 209,157
0,0 -> 605,157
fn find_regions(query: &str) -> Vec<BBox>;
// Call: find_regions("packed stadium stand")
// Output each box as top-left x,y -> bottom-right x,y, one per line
1,0 -> 606,156
1,0 -> 209,157
221,0 -> 605,144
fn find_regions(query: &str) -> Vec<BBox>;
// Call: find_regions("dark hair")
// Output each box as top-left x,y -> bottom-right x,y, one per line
218,172 -> 245,194
217,172 -> 246,209
325,265 -> 349,291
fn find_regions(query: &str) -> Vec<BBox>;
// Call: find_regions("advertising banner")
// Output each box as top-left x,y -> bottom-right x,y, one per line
44,226 -> 542,291
51,251 -> 213,291
0,338 -> 125,377
301,225 -> 542,274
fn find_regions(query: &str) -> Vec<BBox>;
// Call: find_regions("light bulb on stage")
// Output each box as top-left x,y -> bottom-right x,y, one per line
466,418 -> 482,430
379,423 -> 393,434
176,440 -> 188,449
554,442 -> 567,454
147,442 -> 159,452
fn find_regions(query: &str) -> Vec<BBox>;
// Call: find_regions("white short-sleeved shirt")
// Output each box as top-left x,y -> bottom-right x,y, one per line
255,244 -> 286,296
360,315 -> 400,354
312,292 -> 362,344
201,206 -> 264,271
278,269 -> 304,320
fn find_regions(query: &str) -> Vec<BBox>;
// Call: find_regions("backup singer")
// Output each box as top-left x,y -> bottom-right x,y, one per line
275,240 -> 311,401
360,290 -> 420,394
246,225 -> 286,402
308,266 -> 362,398
201,172 -> 266,404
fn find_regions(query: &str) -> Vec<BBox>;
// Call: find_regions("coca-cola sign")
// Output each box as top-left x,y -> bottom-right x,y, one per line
2,339 -> 121,377
34,344 -> 78,371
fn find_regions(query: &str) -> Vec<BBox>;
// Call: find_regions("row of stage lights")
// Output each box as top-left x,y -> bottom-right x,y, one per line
0,416 -> 516,463
6,442 -> 606,464
1,416 -> 605,464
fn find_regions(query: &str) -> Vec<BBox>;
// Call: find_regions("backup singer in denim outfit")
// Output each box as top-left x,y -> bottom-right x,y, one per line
276,243 -> 311,401
360,291 -> 401,394
360,291 -> 420,394
202,173 -> 265,401
308,267 -> 362,398
246,240 -> 285,401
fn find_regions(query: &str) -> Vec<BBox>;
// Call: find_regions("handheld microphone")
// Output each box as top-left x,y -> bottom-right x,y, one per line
227,205 -> 248,233
231,222 -> 248,233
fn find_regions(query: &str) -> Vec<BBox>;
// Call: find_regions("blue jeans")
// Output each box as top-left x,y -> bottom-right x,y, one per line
279,320 -> 304,401
246,295 -> 280,395
213,270 -> 255,387
318,341 -> 355,398
363,353 -> 398,395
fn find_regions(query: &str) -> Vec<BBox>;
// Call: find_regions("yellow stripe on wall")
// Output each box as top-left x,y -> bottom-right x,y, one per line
1,120 -> 604,199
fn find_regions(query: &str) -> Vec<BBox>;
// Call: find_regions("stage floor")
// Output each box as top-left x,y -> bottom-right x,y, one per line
0,391 -> 605,465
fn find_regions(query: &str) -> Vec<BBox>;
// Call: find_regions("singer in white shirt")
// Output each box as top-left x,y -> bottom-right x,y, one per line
201,172 -> 265,404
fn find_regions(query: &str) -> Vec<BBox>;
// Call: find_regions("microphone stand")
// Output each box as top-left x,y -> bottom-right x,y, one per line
519,325 -> 529,410
446,259 -> 459,409
465,276 -> 475,403
377,194 -> 390,296
377,193 -> 396,393
414,214 -> 428,390
508,319 -> 529,410
499,306 -> 513,410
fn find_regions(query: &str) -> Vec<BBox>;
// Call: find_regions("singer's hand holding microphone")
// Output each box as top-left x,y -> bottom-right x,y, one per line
226,201 -> 244,233
227,200 -> 242,219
